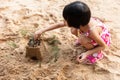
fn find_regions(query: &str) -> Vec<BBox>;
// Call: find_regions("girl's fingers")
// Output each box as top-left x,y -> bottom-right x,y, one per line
76,55 -> 83,63
34,34 -> 38,40
77,53 -> 87,63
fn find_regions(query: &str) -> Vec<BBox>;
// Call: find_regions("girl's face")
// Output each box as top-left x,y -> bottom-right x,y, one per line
64,20 -> 68,26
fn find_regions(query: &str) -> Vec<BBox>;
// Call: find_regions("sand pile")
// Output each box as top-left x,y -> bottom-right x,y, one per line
0,0 -> 120,80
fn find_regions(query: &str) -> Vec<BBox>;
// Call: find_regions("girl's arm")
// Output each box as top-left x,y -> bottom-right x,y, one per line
85,28 -> 107,56
35,21 -> 66,39
36,21 -> 66,34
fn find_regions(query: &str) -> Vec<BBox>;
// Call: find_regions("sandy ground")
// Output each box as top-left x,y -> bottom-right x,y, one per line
0,0 -> 120,80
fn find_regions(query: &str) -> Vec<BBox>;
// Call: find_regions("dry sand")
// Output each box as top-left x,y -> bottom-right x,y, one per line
0,0 -> 120,80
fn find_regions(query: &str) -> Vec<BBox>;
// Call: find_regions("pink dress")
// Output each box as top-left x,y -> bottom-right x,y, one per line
81,18 -> 111,64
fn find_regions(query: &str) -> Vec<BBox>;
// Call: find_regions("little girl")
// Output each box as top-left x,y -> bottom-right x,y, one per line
34,1 -> 110,64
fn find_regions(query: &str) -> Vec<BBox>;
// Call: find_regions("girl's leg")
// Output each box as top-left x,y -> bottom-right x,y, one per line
78,34 -> 94,50
70,28 -> 94,49
71,27 -> 78,37
71,28 -> 81,46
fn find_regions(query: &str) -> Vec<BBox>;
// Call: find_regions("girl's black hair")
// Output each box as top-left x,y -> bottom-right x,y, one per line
63,1 -> 91,29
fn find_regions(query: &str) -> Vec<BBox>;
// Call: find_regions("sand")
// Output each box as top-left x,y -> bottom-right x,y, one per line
0,0 -> 120,80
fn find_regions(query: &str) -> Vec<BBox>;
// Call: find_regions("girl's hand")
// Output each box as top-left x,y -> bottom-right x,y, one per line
34,30 -> 43,40
77,52 -> 88,63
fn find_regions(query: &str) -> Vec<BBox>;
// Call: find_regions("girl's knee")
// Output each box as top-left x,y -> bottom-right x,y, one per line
78,36 -> 90,45
71,28 -> 77,36
78,36 -> 94,49
84,43 -> 94,50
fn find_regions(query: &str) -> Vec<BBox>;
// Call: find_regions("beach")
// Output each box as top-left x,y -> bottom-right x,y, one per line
0,0 -> 120,80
